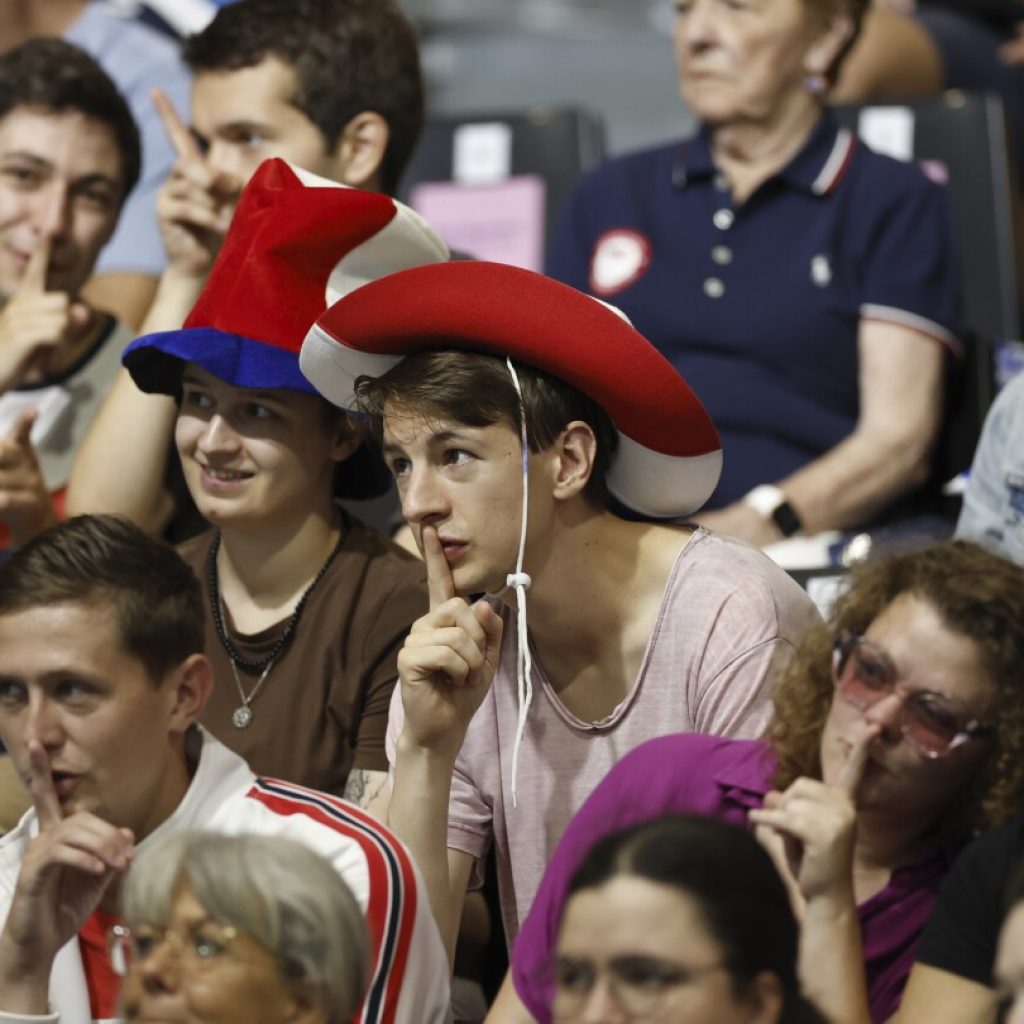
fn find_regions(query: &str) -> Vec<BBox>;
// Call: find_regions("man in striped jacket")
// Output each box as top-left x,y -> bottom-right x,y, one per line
0,515 -> 448,1024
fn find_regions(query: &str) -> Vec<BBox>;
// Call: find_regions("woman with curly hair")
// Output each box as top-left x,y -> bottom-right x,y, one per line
502,540 -> 1024,1024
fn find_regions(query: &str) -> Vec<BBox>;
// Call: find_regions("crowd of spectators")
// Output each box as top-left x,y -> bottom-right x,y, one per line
1,2 -> 1024,1023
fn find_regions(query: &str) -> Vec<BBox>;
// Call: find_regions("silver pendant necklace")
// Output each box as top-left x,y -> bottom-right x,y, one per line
207,529 -> 343,730
229,657 -> 277,729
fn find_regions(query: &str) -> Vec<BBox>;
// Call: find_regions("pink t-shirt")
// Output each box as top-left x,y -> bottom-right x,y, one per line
386,528 -> 819,940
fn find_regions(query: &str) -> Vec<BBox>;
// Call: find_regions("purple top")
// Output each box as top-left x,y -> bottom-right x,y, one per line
511,734 -> 961,1023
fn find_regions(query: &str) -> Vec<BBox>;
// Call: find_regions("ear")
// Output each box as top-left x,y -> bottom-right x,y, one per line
328,413 -> 363,464
333,111 -> 389,191
745,970 -> 785,1024
805,10 -> 855,78
165,654 -> 213,736
550,420 -> 599,502
281,987 -> 328,1024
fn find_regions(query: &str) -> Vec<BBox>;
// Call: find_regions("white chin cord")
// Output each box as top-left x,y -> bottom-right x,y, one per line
505,358 -> 532,809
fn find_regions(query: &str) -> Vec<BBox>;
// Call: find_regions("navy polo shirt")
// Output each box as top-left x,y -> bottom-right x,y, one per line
547,114 -> 962,509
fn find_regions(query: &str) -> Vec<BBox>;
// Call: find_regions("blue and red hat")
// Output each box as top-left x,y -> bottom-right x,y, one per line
122,158 -> 447,500
300,261 -> 722,518
123,157 -> 448,396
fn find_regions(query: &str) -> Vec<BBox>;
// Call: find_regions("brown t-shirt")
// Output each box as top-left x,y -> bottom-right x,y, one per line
179,516 -> 426,796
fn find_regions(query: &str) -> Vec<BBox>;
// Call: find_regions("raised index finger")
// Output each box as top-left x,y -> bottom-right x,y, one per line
152,87 -> 201,161
421,524 -> 456,610
836,724 -> 881,800
19,236 -> 50,294
26,738 -> 62,831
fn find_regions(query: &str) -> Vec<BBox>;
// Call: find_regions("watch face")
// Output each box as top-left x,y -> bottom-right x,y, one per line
772,501 -> 802,537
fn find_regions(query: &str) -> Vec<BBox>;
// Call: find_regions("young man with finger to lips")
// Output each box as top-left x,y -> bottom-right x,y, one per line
0,515 -> 450,1024
0,39 -> 140,552
298,262 -> 821,978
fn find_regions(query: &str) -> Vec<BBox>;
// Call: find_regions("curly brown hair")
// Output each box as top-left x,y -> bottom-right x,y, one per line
767,540 -> 1024,835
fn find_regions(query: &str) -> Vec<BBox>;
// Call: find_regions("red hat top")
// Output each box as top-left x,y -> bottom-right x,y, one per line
123,158 -> 449,395
300,261 -> 722,517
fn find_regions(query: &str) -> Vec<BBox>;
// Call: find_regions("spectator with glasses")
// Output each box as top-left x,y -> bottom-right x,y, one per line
114,831 -> 368,1024
499,540 -> 1024,1024
546,815 -> 827,1024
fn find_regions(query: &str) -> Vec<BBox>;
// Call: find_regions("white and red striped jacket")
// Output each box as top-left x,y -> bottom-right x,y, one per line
0,728 -> 451,1024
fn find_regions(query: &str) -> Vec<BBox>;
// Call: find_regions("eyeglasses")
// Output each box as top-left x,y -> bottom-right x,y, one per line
107,919 -> 240,977
541,954 -> 726,1019
831,632 -> 993,758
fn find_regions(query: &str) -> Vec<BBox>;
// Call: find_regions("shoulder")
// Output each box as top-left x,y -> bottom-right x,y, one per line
339,518 -> 425,581
844,139 -> 950,210
605,734 -> 768,800
224,777 -> 419,895
68,3 -> 188,70
669,529 -> 819,633
985,370 -> 1024,429
570,140 -> 682,199
328,518 -> 426,619
955,811 -> 1024,876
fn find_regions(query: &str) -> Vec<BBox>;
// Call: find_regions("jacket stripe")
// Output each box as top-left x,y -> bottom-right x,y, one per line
247,778 -> 418,1024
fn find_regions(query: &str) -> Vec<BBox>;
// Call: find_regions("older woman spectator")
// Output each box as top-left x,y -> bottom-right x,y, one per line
548,0 -> 960,544
115,831 -> 369,1024
489,540 -> 1024,1023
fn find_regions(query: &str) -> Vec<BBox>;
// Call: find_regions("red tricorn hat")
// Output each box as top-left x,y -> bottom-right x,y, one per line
123,158 -> 449,396
300,261 -> 722,517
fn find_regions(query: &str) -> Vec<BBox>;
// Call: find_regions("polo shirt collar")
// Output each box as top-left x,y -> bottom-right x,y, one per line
671,113 -> 856,196
671,127 -> 716,189
780,113 -> 857,195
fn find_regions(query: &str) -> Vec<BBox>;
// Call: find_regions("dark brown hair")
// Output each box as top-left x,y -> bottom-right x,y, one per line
354,349 -> 620,508
0,515 -> 204,683
183,0 -> 423,195
0,38 -> 141,202
768,540 -> 1024,835
566,815 -> 827,1024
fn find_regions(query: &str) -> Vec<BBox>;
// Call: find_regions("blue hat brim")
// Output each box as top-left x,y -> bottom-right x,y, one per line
123,327 -> 316,396
122,327 -> 393,501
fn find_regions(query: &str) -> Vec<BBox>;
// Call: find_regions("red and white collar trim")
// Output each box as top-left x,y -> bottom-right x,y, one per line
811,128 -> 856,196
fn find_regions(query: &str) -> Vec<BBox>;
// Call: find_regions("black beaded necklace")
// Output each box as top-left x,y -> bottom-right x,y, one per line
207,528 -> 344,674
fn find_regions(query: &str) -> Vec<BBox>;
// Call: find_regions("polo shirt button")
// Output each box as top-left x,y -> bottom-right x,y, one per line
713,208 -> 734,230
713,173 -> 729,192
704,277 -> 725,298
712,245 -> 732,265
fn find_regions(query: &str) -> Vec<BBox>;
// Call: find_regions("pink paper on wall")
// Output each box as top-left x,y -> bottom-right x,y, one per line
409,174 -> 547,271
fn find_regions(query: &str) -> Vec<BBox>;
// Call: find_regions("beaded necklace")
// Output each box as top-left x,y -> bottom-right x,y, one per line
207,529 -> 343,728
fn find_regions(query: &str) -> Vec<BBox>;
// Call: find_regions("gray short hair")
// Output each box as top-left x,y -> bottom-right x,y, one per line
123,831 -> 368,1023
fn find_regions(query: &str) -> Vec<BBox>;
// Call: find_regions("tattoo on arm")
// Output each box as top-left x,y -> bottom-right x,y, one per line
343,769 -> 390,814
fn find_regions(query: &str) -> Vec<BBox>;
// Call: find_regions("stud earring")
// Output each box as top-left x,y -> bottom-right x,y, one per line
805,72 -> 828,95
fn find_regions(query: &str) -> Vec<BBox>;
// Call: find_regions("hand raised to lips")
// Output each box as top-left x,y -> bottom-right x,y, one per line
0,739 -> 136,1013
748,722 -> 882,911
0,236 -> 92,392
396,524 -> 503,760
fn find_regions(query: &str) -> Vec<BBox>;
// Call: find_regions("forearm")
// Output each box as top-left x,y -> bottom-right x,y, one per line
388,737 -> 461,964
0,933 -> 51,1016
799,893 -> 873,1024
65,266 -> 203,527
64,370 -> 176,530
781,421 -> 935,533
